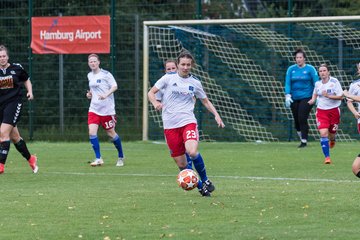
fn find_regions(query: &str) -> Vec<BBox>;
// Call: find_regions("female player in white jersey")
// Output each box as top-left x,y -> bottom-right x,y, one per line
343,63 -> 360,178
148,51 -> 225,197
155,59 -> 177,101
86,54 -> 125,167
155,59 -> 193,170
308,64 -> 343,164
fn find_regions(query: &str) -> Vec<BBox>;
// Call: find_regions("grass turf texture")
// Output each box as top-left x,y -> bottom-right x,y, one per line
1,141 -> 360,239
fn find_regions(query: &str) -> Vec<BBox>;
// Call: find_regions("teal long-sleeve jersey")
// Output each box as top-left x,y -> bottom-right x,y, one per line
284,64 -> 319,100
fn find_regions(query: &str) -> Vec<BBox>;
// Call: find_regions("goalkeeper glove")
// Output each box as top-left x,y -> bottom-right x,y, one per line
285,94 -> 293,108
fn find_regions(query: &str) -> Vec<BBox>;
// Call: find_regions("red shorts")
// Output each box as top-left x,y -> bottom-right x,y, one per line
164,123 -> 198,157
316,108 -> 340,133
88,112 -> 117,130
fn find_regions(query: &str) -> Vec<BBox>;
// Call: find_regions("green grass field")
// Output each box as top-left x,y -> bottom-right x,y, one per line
1,141 -> 360,239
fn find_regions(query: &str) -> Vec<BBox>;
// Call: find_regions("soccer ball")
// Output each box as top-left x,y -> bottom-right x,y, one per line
177,169 -> 199,191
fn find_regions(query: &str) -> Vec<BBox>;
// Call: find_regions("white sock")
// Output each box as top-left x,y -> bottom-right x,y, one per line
297,131 -> 302,140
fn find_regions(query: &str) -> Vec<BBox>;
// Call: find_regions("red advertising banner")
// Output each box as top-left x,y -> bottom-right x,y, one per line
31,15 -> 110,54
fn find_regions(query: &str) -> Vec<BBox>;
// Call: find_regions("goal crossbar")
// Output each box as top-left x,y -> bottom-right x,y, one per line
143,15 -> 360,141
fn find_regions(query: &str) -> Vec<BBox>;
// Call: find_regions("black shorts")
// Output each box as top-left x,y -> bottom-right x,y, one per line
0,100 -> 23,126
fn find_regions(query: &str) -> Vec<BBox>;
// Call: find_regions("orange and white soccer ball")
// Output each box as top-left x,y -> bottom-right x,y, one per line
177,169 -> 199,191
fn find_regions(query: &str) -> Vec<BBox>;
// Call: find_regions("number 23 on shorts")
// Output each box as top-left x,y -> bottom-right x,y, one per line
186,130 -> 197,140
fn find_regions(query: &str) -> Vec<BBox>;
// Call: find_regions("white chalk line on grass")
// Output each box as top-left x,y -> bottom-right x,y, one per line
45,172 -> 360,183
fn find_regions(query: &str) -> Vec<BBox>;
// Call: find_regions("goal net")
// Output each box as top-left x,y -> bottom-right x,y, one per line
143,16 -> 360,142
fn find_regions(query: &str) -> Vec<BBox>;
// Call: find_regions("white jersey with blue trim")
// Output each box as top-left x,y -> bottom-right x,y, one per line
348,78 -> 360,123
155,72 -> 207,129
88,68 -> 117,116
313,76 -> 343,110
155,72 -> 177,101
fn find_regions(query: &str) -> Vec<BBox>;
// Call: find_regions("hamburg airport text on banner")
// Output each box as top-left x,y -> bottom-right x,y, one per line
31,15 -> 110,54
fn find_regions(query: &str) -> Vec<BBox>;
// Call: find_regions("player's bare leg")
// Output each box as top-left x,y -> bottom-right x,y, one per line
173,154 -> 187,170
352,155 -> 360,178
328,132 -> 336,149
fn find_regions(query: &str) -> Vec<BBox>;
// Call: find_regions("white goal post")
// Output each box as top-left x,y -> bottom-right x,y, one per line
143,16 -> 360,142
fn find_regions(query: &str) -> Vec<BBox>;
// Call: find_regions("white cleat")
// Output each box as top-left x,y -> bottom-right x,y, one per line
90,158 -> 104,167
32,165 -> 39,173
116,158 -> 124,167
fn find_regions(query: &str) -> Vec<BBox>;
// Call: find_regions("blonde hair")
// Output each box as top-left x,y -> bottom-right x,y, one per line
0,45 -> 9,55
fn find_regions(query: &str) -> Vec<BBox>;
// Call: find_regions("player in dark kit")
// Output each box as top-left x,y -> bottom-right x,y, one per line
0,45 -> 38,174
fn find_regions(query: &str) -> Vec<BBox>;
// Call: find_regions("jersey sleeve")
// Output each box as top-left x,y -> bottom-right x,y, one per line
347,82 -> 355,102
16,63 -> 29,82
194,80 -> 207,99
309,65 -> 319,84
154,75 -> 167,90
106,72 -> 117,87
87,72 -> 91,82
335,80 -> 343,96
284,66 -> 292,94
348,81 -> 360,95
313,81 -> 319,95
349,83 -> 354,94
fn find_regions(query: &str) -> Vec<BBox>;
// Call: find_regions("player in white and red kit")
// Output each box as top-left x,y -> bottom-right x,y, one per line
343,63 -> 360,178
86,54 -> 125,167
308,64 -> 343,164
148,51 -> 225,197
156,59 -> 193,170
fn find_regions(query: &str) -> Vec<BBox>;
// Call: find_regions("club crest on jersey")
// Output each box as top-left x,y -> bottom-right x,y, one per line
96,79 -> 101,83
189,86 -> 194,91
10,71 -> 15,74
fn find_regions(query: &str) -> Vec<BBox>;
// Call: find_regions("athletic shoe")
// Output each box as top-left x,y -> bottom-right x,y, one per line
204,179 -> 215,192
329,140 -> 336,149
116,157 -> 124,167
324,157 -> 332,164
199,185 -> 211,197
0,163 -> 4,174
298,142 -> 307,148
28,155 -> 39,173
90,158 -> 104,167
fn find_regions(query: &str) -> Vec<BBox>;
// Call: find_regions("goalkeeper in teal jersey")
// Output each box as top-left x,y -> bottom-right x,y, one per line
284,48 -> 319,148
